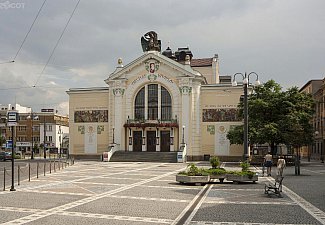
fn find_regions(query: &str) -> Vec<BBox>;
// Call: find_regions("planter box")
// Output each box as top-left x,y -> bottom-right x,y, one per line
209,174 -> 226,183
226,174 -> 258,183
176,174 -> 210,184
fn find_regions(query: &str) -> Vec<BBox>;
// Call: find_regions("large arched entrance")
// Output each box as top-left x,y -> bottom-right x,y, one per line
125,83 -> 178,152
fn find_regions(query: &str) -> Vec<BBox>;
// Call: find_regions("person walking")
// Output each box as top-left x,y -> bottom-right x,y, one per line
264,152 -> 273,176
277,155 -> 286,177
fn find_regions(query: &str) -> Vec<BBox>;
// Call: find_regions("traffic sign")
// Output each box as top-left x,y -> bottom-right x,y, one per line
7,111 -> 18,126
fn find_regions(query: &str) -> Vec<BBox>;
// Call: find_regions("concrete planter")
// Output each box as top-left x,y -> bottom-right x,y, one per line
226,174 -> 258,183
176,174 -> 210,184
209,174 -> 226,183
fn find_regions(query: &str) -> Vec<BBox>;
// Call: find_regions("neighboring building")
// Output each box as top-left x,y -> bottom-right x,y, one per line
67,31 -> 247,161
0,104 -> 69,157
300,79 -> 325,161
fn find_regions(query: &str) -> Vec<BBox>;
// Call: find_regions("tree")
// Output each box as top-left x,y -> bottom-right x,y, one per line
227,80 -> 315,155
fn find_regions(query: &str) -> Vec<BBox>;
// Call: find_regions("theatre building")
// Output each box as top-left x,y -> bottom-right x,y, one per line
67,31 -> 244,161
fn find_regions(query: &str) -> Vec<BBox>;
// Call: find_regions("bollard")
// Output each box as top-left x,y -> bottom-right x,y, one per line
54,160 -> 56,172
29,163 -> 31,182
18,165 -> 20,186
58,159 -> 61,170
3,168 -> 5,191
37,162 -> 39,179
50,161 -> 52,174
44,163 -> 46,176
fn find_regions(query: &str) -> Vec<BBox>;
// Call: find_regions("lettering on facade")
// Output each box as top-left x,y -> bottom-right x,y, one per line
202,108 -> 240,122
203,104 -> 238,108
74,110 -> 108,123
131,74 -> 174,85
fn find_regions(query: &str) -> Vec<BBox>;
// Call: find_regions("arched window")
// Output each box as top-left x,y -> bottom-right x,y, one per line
135,87 -> 145,120
134,84 -> 172,121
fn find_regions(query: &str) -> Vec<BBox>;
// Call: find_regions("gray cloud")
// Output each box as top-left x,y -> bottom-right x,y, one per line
0,0 -> 324,114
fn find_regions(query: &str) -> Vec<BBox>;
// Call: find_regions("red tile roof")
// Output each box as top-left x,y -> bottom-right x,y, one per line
191,58 -> 213,67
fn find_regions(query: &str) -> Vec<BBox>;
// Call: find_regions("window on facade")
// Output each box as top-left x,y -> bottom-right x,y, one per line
48,125 -> 52,132
161,86 -> 172,121
134,84 -> 172,121
148,84 -> 158,120
135,87 -> 145,120
49,136 -> 53,142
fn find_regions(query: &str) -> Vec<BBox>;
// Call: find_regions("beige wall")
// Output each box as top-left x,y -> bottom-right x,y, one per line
200,86 -> 243,157
68,89 -> 110,156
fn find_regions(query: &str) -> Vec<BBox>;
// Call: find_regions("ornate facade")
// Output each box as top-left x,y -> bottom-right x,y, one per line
67,32 -> 245,160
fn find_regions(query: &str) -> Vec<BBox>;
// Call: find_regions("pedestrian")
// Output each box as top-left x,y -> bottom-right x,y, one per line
277,155 -> 286,177
264,151 -> 273,176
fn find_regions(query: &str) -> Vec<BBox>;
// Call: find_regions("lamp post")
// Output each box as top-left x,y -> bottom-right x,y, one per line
315,101 -> 325,163
112,126 -> 115,144
232,72 -> 260,162
181,125 -> 185,145
43,115 -> 46,159
27,113 -> 38,160
58,125 -> 63,158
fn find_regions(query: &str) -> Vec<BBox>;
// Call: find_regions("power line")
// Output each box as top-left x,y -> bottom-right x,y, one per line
0,85 -> 68,91
34,0 -> 81,87
12,0 -> 47,62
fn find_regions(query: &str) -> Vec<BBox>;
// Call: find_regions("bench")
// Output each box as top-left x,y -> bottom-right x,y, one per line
264,176 -> 284,197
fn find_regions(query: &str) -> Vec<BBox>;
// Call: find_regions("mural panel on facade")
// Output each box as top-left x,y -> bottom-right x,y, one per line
202,108 -> 240,122
74,110 -> 108,123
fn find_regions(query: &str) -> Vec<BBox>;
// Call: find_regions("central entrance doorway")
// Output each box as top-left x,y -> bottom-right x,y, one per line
147,131 -> 156,152
133,131 -> 142,152
160,131 -> 170,152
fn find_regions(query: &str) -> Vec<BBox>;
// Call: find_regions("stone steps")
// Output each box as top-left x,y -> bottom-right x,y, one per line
110,151 -> 178,163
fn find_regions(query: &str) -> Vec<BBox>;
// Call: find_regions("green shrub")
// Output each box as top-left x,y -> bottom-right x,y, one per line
226,170 -> 256,179
178,163 -> 209,176
209,156 -> 220,169
240,161 -> 250,172
206,168 -> 226,175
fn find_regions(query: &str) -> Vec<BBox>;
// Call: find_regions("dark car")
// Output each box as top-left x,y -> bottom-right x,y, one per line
0,152 -> 12,161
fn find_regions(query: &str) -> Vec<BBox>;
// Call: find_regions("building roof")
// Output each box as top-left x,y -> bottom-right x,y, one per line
191,58 -> 213,67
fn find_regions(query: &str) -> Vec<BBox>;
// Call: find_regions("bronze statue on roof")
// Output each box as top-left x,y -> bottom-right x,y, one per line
141,31 -> 161,52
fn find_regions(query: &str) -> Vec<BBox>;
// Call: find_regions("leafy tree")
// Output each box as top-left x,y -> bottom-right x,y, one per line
227,80 -> 315,155
0,135 -> 6,148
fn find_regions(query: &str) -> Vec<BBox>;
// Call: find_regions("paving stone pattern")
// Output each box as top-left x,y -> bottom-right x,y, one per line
0,161 -> 324,225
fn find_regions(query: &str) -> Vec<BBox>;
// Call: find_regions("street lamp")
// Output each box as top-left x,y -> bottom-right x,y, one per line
27,113 -> 38,160
58,125 -> 63,158
112,126 -> 115,144
181,125 -> 185,145
232,72 -> 260,161
317,101 -> 325,163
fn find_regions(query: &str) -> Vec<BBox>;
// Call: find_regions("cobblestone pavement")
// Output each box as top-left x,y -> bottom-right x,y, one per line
0,161 -> 324,225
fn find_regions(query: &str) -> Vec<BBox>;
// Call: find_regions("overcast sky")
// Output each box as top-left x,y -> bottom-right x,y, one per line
0,0 -> 324,115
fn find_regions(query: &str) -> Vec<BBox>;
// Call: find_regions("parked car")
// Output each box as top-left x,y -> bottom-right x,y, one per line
0,152 -> 12,161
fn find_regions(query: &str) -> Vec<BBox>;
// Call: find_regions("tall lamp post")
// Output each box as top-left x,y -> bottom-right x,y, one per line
232,72 -> 260,161
112,126 -> 115,144
181,125 -> 185,145
58,125 -> 63,158
27,113 -> 38,160
318,101 -> 325,163
43,115 -> 47,159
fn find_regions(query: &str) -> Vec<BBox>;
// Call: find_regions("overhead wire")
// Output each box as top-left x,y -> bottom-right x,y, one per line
12,0 -> 48,62
33,0 -> 81,87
